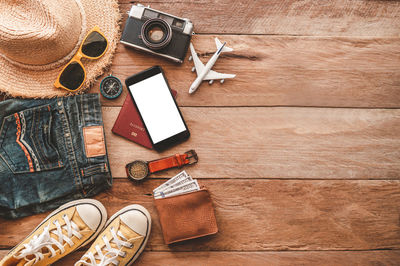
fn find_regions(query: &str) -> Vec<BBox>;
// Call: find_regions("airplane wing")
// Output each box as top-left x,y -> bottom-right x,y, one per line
215,37 -> 233,52
190,43 -> 204,76
204,70 -> 236,81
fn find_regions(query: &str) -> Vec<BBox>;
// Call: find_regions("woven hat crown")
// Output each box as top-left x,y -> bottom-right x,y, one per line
0,0 -> 85,68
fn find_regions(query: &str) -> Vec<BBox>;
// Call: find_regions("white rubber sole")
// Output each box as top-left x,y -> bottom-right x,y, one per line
10,199 -> 107,254
104,204 -> 152,266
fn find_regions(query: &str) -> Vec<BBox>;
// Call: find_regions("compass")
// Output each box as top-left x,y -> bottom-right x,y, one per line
100,74 -> 123,99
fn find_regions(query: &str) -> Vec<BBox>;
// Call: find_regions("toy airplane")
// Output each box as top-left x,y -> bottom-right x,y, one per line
188,38 -> 236,94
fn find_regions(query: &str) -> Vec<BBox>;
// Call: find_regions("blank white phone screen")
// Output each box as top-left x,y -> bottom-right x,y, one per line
129,73 -> 186,144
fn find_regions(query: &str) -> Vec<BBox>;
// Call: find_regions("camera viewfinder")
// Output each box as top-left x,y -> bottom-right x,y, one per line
158,14 -> 174,25
173,19 -> 185,29
143,9 -> 158,19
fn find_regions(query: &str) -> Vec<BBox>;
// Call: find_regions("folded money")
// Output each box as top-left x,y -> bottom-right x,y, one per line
154,175 -> 193,195
154,180 -> 199,199
153,171 -> 189,194
153,171 -> 200,199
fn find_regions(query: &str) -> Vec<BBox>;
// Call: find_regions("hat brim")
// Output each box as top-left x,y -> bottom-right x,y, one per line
0,0 -> 121,98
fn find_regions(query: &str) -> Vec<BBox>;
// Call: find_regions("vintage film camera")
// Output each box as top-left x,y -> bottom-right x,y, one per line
121,4 -> 194,63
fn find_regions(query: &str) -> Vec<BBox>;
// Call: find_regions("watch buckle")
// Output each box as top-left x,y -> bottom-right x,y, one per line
185,150 -> 198,165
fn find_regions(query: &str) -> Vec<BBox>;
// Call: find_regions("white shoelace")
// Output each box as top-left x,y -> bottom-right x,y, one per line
16,214 -> 82,263
76,227 -> 141,266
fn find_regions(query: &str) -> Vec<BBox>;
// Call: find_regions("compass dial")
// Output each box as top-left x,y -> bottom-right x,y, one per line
100,75 -> 123,99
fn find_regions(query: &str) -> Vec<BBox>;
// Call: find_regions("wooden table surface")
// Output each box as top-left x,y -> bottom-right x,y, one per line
1,0 -> 400,265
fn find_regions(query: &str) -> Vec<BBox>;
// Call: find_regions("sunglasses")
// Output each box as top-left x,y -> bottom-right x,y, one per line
54,26 -> 108,92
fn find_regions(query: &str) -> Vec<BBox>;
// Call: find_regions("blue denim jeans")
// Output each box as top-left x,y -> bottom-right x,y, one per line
0,94 -> 112,219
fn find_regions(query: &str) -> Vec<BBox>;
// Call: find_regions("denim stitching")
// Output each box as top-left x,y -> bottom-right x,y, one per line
0,95 -> 111,218
35,108 -> 50,166
30,107 -> 47,167
59,99 -> 83,193
74,97 -> 81,126
82,164 -> 106,176
19,112 -> 41,171
45,108 -> 63,168
31,106 -> 61,169
14,113 -> 34,172
80,94 -> 85,126
0,117 -> 18,172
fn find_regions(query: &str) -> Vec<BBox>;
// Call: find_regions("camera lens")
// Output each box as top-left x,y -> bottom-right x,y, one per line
141,18 -> 172,50
148,26 -> 164,42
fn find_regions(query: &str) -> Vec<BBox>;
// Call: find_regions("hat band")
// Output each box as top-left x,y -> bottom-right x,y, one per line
0,0 -> 87,71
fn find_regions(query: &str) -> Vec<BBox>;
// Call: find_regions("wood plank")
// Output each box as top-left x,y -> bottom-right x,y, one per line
1,250 -> 400,266
1,179 -> 399,251
93,36 -> 400,108
101,106 -> 400,179
118,0 -> 400,36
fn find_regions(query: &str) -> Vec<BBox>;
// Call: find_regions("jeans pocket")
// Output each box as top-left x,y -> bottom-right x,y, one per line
0,104 -> 63,173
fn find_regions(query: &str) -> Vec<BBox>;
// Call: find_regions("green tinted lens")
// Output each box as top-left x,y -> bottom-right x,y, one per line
59,61 -> 85,91
82,31 -> 107,57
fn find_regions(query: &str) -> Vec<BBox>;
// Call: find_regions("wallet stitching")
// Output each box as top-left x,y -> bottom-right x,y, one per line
154,189 -> 218,244
167,229 -> 219,244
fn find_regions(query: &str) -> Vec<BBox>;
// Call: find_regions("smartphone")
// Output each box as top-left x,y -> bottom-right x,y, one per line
126,66 -> 190,151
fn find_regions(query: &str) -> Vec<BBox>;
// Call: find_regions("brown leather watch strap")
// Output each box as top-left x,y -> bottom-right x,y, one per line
148,150 -> 198,174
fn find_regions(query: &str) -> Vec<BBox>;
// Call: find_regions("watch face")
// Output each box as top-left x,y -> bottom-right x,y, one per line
100,76 -> 123,99
127,160 -> 149,181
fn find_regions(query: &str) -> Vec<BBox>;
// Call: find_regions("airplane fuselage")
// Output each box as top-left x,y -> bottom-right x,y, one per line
189,46 -> 223,94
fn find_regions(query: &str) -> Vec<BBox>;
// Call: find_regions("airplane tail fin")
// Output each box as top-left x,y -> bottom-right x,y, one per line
215,37 -> 233,52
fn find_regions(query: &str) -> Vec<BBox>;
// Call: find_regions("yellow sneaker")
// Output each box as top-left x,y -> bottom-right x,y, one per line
75,204 -> 151,266
0,199 -> 107,266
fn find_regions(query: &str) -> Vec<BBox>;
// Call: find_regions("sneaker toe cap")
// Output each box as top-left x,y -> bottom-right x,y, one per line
76,204 -> 104,231
120,210 -> 150,236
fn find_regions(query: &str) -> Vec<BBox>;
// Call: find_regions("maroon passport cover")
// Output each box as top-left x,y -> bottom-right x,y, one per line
112,90 -> 177,149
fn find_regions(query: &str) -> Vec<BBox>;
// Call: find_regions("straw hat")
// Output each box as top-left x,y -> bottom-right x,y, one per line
0,0 -> 121,98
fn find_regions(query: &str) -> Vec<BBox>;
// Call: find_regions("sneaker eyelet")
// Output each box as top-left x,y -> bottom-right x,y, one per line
120,252 -> 126,258
129,243 -> 133,249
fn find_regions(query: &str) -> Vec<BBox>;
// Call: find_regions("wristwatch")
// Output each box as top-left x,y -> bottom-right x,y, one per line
126,150 -> 198,181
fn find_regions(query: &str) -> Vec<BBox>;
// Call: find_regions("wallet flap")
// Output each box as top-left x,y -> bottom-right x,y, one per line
154,189 -> 218,244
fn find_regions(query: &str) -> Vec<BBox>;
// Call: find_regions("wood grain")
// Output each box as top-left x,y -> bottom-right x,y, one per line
1,179 -> 399,251
1,250 -> 399,266
101,106 -> 400,179
118,0 -> 400,36
1,1 -> 399,265
93,36 -> 400,108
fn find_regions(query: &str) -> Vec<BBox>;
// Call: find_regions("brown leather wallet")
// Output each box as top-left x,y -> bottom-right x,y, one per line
154,189 -> 218,244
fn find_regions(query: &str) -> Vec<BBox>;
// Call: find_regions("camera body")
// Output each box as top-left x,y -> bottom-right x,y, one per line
121,4 -> 194,63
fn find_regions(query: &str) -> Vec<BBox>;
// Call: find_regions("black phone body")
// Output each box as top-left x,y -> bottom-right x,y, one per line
126,66 -> 190,151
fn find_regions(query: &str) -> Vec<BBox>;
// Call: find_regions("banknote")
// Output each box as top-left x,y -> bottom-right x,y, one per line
154,180 -> 199,199
153,170 -> 189,194
153,175 -> 193,195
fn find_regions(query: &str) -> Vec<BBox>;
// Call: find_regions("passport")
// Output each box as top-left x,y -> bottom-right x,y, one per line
112,89 -> 177,149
